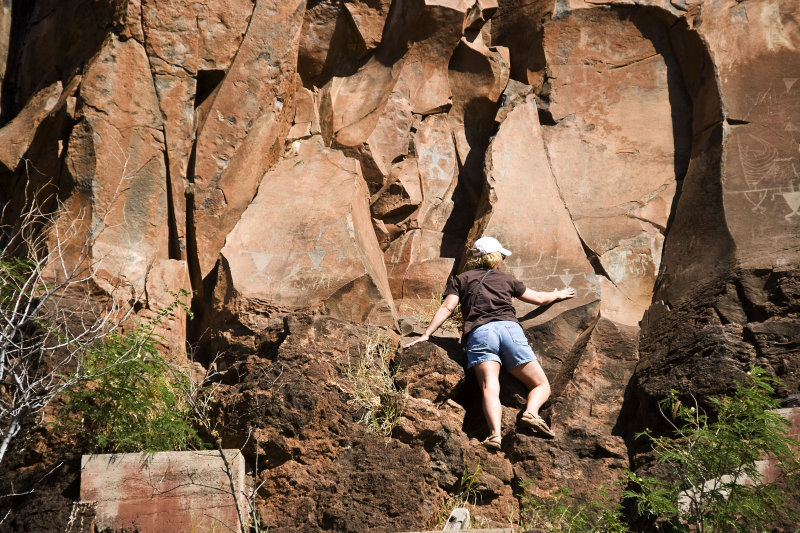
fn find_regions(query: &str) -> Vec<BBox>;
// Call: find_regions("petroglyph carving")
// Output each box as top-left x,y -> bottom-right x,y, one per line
773,167 -> 800,221
738,133 -> 778,212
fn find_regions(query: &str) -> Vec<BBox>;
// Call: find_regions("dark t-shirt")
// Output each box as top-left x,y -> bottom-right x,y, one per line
444,268 -> 526,339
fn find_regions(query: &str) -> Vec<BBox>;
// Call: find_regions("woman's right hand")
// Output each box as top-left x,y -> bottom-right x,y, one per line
402,334 -> 430,348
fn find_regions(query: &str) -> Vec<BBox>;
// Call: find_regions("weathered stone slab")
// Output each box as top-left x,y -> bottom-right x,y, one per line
141,0 -> 256,261
297,0 -> 388,86
0,82 -> 62,172
551,317 -> 639,467
324,0 -> 425,147
6,0 -> 117,117
345,0 -> 393,52
447,32 -> 509,195
397,0 -> 469,115
80,450 -> 246,533
287,85 -> 321,141
380,113 -> 464,308
65,34 -> 169,297
385,229 -> 455,309
371,157 -> 422,223
326,0 -> 468,145
141,0 -> 253,74
697,0 -> 800,269
415,114 -> 459,231
217,138 -> 396,325
365,78 -> 415,181
474,93 -> 596,323
192,0 -> 304,278
541,8 -> 689,325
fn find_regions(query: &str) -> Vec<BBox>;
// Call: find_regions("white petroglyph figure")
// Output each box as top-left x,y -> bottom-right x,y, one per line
738,133 -> 777,213
777,181 -> 800,221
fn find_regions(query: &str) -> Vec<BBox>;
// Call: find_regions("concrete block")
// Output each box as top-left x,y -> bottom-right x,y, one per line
80,449 -> 247,533
757,407 -> 800,483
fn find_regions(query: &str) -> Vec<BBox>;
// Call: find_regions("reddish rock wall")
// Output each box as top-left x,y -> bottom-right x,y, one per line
1,0 -> 798,530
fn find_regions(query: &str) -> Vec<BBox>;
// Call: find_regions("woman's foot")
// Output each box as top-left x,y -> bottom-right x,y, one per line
520,411 -> 555,438
481,434 -> 502,451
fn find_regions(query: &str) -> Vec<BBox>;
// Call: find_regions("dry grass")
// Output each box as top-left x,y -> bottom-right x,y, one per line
345,333 -> 407,437
409,294 -> 463,331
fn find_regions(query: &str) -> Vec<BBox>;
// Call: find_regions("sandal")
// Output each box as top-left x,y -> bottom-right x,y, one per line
481,434 -> 502,451
520,412 -> 555,438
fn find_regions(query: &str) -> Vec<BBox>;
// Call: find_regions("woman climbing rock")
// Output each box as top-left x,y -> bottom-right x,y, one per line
403,237 -> 575,450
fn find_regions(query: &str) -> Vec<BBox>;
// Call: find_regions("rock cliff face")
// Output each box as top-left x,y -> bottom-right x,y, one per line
1,0 -> 798,530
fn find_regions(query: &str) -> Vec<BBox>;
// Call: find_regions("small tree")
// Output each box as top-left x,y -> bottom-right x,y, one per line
625,367 -> 800,532
0,199 -> 135,463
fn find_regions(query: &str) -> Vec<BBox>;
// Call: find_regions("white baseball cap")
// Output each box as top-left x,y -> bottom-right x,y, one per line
471,236 -> 512,257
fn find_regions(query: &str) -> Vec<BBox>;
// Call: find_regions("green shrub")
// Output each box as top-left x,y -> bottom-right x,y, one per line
625,367 -> 800,532
59,293 -> 204,453
437,460 -> 488,527
515,484 -> 626,533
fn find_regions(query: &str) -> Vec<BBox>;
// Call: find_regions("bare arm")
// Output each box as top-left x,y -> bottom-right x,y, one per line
402,293 -> 461,348
517,286 -> 576,305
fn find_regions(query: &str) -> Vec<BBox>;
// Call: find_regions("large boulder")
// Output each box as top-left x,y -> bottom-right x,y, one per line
140,0 -> 255,260
635,0 -> 800,404
345,0 -> 393,53
0,0 -> 117,120
361,78 -> 415,191
383,114 -> 465,309
703,0 -> 800,269
215,138 -> 396,329
447,31 -> 509,198
325,0 -> 470,146
395,0 -> 469,115
141,0 -> 252,74
0,82 -> 62,174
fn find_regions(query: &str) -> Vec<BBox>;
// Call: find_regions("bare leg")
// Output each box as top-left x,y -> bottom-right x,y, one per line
509,360 -> 551,417
472,361 -> 502,437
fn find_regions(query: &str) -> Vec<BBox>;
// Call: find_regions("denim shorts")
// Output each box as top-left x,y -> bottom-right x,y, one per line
464,321 -> 537,370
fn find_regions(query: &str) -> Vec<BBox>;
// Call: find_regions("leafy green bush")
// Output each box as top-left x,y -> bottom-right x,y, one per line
59,293 -> 205,453
625,367 -> 800,532
516,484 -> 626,533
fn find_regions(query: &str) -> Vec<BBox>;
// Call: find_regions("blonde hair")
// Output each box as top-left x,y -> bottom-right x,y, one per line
463,251 -> 504,271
